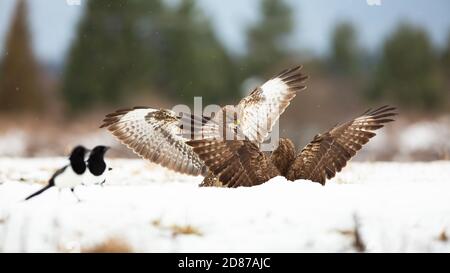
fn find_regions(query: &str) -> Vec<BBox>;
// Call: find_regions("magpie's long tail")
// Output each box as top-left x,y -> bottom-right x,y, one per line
24,184 -> 53,201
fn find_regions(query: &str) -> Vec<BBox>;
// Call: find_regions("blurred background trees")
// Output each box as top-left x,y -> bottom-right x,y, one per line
367,23 -> 446,110
0,0 -> 449,159
62,0 -> 238,112
244,0 -> 294,77
0,0 -> 449,116
156,0 -> 239,105
0,0 -> 45,114
328,22 -> 363,77
443,32 -> 450,76
62,0 -> 167,112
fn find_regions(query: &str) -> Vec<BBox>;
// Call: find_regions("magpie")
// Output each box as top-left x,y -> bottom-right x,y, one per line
84,145 -> 112,186
24,146 -> 89,201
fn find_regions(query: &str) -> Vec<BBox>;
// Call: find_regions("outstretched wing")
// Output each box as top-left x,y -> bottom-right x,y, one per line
286,106 -> 397,185
237,65 -> 308,143
186,139 -> 279,187
179,65 -> 308,142
101,107 -> 207,176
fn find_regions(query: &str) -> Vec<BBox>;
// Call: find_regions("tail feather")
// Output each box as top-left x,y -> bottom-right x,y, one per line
24,184 -> 53,201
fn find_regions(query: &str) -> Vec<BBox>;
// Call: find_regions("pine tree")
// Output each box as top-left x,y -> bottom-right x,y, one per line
158,0 -> 239,105
62,0 -> 238,112
442,31 -> 450,107
62,0 -> 165,112
443,31 -> 450,75
0,0 -> 45,114
367,23 -> 444,110
244,0 -> 294,76
329,22 -> 362,76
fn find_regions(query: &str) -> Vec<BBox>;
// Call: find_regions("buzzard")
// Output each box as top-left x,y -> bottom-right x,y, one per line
101,65 -> 307,177
101,65 -> 397,187
187,105 -> 397,187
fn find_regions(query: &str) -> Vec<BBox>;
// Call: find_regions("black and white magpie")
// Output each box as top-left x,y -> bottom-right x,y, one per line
84,145 -> 112,186
24,146 -> 89,201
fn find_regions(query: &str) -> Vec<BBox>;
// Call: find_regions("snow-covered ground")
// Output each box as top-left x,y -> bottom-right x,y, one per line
1,158 -> 450,253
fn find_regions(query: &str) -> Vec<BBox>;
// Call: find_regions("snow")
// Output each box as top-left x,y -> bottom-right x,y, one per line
1,158 -> 450,253
399,118 -> 450,155
0,130 -> 28,157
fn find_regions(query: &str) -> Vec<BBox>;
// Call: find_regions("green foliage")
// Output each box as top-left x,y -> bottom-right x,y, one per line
245,0 -> 294,76
442,32 -> 450,75
329,22 -> 362,76
157,0 -> 239,105
1,0 -> 448,117
62,0 -> 237,112
0,0 -> 45,113
367,23 -> 444,110
62,0 -> 165,111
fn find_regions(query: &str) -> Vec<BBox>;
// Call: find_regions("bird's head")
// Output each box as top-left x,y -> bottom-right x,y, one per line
91,145 -> 111,156
69,145 -> 89,162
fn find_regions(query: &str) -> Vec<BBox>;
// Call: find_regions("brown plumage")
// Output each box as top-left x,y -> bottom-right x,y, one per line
194,65 -> 308,142
286,105 -> 397,185
101,107 -> 208,176
270,138 -> 296,176
101,63 -> 396,188
188,106 -> 397,187
101,65 -> 307,178
236,65 -> 308,143
199,170 -> 224,187
187,139 -> 280,188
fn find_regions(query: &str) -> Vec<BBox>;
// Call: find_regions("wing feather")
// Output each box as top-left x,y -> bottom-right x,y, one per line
286,106 -> 397,184
186,139 -> 279,187
101,107 -> 207,176
190,65 -> 309,142
237,65 -> 308,143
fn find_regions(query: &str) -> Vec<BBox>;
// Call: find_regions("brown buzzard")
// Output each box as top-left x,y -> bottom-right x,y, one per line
187,105 -> 397,187
101,65 -> 307,178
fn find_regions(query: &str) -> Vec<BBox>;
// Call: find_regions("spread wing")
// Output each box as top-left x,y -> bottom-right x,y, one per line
186,139 -> 279,187
237,65 -> 308,143
180,65 -> 308,142
286,106 -> 397,185
101,107 -> 207,176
